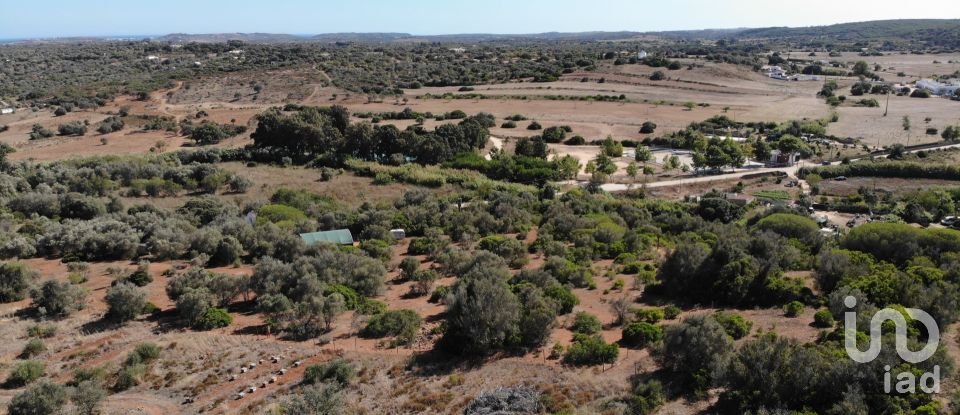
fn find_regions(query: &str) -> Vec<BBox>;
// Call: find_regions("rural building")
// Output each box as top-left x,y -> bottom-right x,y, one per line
389,229 -> 406,240
299,229 -> 354,246
768,150 -> 799,167
762,65 -> 788,80
916,79 -> 960,96
0,108 -> 13,115
637,49 -> 648,60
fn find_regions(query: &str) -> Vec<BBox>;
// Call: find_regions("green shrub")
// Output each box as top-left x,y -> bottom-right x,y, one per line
256,204 -> 307,225
142,302 -> 160,315
361,309 -> 421,344
629,380 -> 665,415
357,299 -> 386,315
71,366 -> 108,386
114,363 -> 145,391
67,273 -> 87,284
813,309 -> 834,328
373,172 -> 395,184
27,324 -> 57,339
194,307 -> 232,330
563,334 -> 619,365
7,381 -> 68,415
324,284 -> 363,310
543,282 -> 578,314
407,238 -> 433,255
126,269 -> 153,287
571,311 -> 602,335
57,121 -> 87,136
20,339 -> 45,358
755,213 -> 819,241
7,360 -> 45,386
303,358 -> 354,385
713,312 -> 753,340
125,343 -> 161,366
429,285 -> 449,303
663,305 -> 681,320
633,308 -> 665,324
0,262 -> 39,303
784,301 -> 804,318
622,322 -> 663,348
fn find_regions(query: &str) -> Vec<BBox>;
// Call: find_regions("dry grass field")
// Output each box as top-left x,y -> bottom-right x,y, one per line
1,55 -> 955,165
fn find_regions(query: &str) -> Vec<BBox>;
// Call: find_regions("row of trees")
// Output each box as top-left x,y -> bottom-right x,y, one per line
251,105 -> 490,165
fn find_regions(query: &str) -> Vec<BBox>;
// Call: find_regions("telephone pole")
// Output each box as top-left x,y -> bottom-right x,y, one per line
883,91 -> 890,117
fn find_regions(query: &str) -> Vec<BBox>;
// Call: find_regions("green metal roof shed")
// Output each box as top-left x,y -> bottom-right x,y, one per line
299,229 -> 354,245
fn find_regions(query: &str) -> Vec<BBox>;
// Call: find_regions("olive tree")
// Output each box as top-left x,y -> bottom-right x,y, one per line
443,253 -> 521,353
0,262 -> 38,303
653,315 -> 733,391
31,280 -> 86,317
72,380 -> 107,415
105,282 -> 147,323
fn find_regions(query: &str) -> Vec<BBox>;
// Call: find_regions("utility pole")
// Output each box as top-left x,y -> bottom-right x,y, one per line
883,91 -> 890,117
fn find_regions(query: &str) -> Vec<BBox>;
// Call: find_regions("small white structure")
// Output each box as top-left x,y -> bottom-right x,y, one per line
0,108 -> 13,115
449,47 -> 466,53
762,65 -> 788,80
146,55 -> 160,61
768,150 -> 799,167
916,79 -> 960,96
638,49 -> 648,60
389,229 -> 406,240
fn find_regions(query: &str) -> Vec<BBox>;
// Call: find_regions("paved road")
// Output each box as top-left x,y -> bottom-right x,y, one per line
587,141 -> 960,193
564,165 -> 802,192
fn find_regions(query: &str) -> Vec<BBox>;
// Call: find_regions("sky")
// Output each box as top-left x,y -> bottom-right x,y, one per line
1,0 -> 958,39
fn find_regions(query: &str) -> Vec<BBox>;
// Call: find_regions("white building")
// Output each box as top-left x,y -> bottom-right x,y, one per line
916,79 -> 960,96
768,150 -> 799,166
637,49 -> 648,60
0,108 -> 13,115
762,65 -> 788,80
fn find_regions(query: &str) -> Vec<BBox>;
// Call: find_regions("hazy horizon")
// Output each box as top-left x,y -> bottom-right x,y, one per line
1,0 -> 958,39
